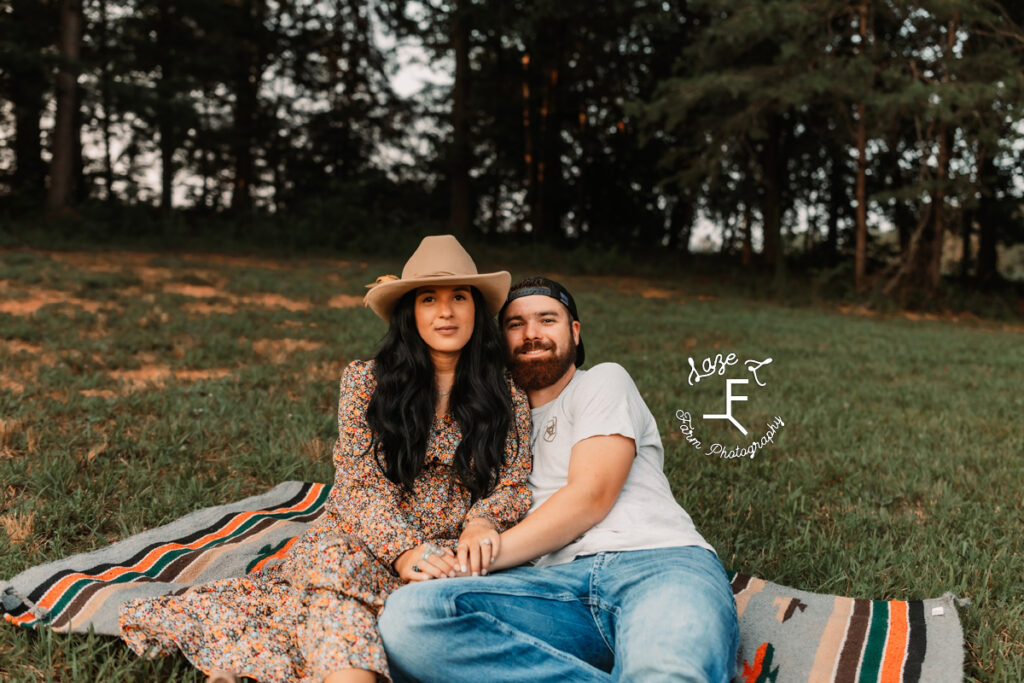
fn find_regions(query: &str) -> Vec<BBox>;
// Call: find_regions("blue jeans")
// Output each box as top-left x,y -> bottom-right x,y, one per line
378,546 -> 739,683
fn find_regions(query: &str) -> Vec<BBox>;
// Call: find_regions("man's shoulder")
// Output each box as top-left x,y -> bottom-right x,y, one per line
575,362 -> 636,391
560,362 -> 638,409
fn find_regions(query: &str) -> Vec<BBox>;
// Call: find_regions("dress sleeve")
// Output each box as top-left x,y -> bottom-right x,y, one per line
330,360 -> 425,567
463,377 -> 533,532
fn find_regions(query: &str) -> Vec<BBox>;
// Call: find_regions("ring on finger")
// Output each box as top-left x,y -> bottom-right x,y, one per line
421,549 -> 436,562
480,538 -> 492,545
412,563 -> 421,572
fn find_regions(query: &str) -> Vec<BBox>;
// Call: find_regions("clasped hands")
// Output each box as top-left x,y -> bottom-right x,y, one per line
394,518 -> 499,582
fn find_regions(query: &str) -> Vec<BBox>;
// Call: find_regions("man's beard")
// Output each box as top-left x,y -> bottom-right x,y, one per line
509,339 -> 576,391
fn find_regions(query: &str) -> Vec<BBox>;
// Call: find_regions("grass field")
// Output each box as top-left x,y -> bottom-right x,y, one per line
1,245 -> 1022,681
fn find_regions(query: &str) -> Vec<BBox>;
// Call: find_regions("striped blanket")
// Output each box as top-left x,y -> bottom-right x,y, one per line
2,481 -> 964,682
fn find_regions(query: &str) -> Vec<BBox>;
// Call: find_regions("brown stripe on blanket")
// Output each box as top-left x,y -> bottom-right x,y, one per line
835,598 -> 872,683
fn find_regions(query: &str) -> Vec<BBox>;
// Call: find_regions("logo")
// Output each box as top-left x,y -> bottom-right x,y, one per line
676,352 -> 786,460
542,416 -> 558,442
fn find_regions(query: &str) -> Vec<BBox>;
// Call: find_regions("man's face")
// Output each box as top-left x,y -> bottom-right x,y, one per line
502,295 -> 580,390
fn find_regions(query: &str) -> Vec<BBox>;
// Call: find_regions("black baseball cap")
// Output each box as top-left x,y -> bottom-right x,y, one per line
499,277 -> 585,367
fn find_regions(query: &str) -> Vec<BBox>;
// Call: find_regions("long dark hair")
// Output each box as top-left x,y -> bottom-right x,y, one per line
365,286 -> 513,502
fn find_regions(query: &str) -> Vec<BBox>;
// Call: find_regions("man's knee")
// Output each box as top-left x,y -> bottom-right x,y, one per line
379,581 -> 449,649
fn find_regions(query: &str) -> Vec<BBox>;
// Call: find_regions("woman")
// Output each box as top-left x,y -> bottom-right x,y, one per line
119,235 -> 533,682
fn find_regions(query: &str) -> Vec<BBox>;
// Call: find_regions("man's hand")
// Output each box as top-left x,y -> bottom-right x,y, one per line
457,518 -> 500,576
394,542 -> 458,582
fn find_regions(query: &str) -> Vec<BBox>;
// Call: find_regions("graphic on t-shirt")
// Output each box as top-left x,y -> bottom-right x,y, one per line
542,416 -> 558,442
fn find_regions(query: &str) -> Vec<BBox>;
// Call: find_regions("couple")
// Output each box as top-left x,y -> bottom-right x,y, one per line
119,235 -> 739,682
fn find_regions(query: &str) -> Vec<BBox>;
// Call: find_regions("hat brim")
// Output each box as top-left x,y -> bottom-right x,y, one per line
364,271 -> 512,321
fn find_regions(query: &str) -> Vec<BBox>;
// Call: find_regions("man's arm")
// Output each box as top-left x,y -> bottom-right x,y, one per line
489,433 -> 635,571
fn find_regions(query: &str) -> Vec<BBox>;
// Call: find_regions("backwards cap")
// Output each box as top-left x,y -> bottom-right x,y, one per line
499,277 -> 585,367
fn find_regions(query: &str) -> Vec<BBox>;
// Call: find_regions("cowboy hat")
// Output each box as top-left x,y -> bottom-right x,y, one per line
363,235 -> 511,321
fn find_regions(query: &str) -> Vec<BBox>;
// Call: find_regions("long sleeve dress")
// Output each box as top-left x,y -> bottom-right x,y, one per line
119,359 -> 533,681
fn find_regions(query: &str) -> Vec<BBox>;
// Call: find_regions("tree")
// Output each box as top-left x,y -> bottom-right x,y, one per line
1,0 -> 56,203
47,0 -> 82,213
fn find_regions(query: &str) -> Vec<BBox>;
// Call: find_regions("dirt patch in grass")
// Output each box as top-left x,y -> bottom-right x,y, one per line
640,287 -> 673,299
167,283 -> 312,312
244,293 -> 311,311
1,341 -> 61,394
80,389 -> 119,400
0,418 -> 23,451
47,250 -> 155,269
109,366 -> 234,391
182,301 -> 238,315
328,294 -> 364,308
0,378 -> 26,394
252,339 -> 323,364
0,287 -> 106,315
164,283 -> 225,299
0,510 -> 35,545
838,303 -> 1024,333
1,340 -> 43,355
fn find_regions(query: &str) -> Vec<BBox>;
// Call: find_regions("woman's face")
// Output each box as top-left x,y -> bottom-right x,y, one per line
414,285 -> 475,356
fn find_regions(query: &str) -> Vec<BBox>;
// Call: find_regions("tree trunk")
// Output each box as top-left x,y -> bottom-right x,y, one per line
157,0 -> 176,213
854,2 -> 869,291
956,206 -> 969,281
98,0 -> 116,202
47,0 -> 82,213
975,155 -> 999,284
525,22 -> 565,240
826,148 -> 843,265
449,0 -> 471,238
882,128 -> 949,301
854,105 -> 868,291
927,126 -> 948,288
10,1 -> 49,201
72,69 -> 87,204
231,0 -> 261,218
741,203 -> 753,266
759,115 -> 786,284
521,52 -> 533,234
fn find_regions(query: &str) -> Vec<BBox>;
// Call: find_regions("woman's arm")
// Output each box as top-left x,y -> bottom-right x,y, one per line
330,361 -> 426,568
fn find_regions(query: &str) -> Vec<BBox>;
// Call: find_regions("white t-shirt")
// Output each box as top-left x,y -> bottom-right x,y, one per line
527,363 -> 715,568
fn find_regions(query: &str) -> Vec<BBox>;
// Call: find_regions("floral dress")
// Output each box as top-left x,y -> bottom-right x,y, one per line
119,360 -> 533,681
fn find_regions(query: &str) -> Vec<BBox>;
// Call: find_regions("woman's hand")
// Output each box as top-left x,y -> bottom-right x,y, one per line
394,542 -> 458,582
457,518 -> 500,576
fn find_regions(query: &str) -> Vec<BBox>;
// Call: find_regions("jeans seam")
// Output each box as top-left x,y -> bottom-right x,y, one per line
589,554 -> 617,655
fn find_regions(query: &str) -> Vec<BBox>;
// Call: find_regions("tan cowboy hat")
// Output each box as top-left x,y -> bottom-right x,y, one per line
363,235 -> 511,321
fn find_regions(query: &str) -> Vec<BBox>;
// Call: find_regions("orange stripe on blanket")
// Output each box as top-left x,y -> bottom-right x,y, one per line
740,642 -> 770,683
249,536 -> 299,574
32,486 -> 324,611
879,600 -> 909,682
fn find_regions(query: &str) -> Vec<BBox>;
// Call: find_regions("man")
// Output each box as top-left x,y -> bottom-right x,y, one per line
378,277 -> 739,682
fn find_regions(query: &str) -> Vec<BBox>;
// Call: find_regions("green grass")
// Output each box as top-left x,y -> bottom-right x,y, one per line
1,246 -> 1022,681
